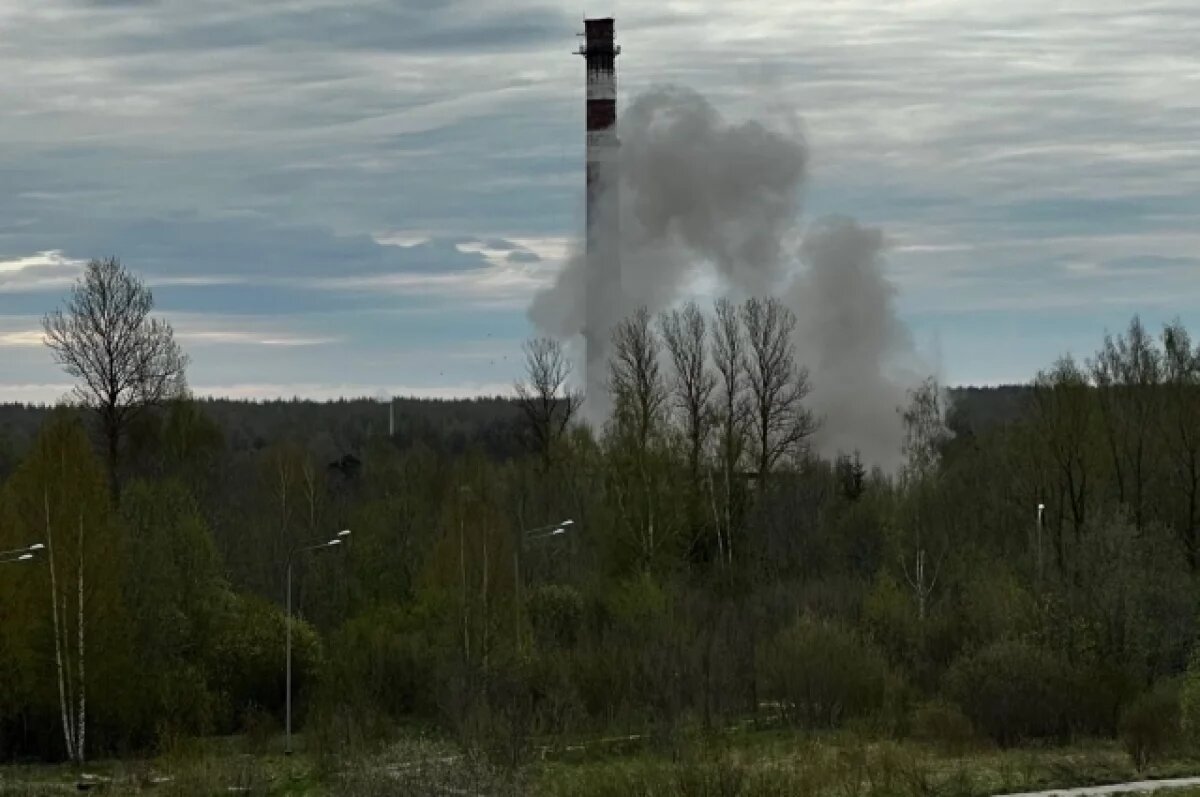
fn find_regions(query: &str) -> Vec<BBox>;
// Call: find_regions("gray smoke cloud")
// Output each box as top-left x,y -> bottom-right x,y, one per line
787,217 -> 928,471
528,85 -> 805,341
528,84 -> 931,469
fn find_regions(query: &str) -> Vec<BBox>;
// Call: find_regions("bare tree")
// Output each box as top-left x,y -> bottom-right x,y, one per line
1160,320 -> 1200,568
514,337 -> 581,467
659,302 -> 716,478
1030,356 -> 1094,574
1089,316 -> 1161,530
608,307 -> 673,569
741,297 -> 815,482
609,306 -> 668,450
43,257 -> 188,500
710,298 -> 750,565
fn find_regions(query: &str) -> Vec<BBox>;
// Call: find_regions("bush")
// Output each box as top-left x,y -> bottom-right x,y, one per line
527,584 -> 585,649
205,593 -> 323,732
1119,680 -> 1181,770
321,604 -> 442,721
910,701 -> 978,754
1068,664 -> 1137,738
944,641 -> 1073,745
758,616 -> 895,728
1181,644 -> 1200,749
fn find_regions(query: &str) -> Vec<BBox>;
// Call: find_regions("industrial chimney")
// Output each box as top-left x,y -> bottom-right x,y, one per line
577,17 -> 621,416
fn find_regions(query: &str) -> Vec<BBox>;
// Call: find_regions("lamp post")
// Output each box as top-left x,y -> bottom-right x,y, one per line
1036,503 -> 1045,590
0,542 -> 44,565
285,529 -> 350,755
514,520 -> 574,651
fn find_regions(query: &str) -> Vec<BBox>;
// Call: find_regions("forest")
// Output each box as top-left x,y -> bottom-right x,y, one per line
2,258 -> 1200,794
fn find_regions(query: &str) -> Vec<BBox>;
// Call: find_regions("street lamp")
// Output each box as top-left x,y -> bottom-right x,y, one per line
0,542 -> 45,565
525,519 -> 574,540
1036,503 -> 1045,590
285,529 -> 350,755
514,520 -> 575,650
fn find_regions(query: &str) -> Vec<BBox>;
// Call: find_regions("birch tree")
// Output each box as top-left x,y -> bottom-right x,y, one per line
898,378 -> 952,623
607,306 -> 677,570
710,298 -> 750,566
42,257 -> 189,502
1,412 -> 124,764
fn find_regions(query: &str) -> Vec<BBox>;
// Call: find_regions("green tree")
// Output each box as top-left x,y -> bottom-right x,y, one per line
121,479 -> 227,742
0,410 -> 130,762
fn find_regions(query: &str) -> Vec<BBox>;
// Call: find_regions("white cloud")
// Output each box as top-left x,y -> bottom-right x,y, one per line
0,251 -> 84,293
0,330 -> 43,348
191,381 -> 513,401
170,313 -> 346,347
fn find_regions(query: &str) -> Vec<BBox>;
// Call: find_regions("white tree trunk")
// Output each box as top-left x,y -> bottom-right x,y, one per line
45,489 -> 75,762
76,512 -> 86,764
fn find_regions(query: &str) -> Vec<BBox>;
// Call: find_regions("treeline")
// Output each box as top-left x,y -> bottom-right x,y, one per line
3,258 -> 1200,768
0,387 -> 1027,480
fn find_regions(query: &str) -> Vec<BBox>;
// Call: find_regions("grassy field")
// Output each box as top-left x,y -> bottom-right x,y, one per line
2,730 -> 1199,796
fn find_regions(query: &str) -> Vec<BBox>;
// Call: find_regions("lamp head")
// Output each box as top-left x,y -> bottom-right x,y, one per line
28,543 -> 45,551
337,529 -> 351,537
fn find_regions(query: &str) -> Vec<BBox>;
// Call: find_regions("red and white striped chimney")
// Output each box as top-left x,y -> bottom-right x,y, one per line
577,17 -> 620,412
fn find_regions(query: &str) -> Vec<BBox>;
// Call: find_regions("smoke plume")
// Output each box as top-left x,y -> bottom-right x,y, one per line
529,84 -> 931,469
787,217 -> 927,471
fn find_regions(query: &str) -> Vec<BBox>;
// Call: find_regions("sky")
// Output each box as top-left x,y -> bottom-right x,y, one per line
1,0 -> 1198,403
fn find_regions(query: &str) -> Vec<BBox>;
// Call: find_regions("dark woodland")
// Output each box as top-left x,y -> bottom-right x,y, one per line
2,261 -> 1200,782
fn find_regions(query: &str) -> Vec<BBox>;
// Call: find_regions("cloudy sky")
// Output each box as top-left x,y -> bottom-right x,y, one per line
1,0 -> 1198,403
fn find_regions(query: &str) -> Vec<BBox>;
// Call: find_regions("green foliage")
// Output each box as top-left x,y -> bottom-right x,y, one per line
121,479 -> 227,744
8,310 -> 1200,763
945,641 -> 1075,745
528,584 -> 585,649
909,701 -> 978,755
758,617 -> 896,728
319,603 -> 442,721
0,409 -> 134,760
1119,679 -> 1182,770
1181,643 -> 1200,747
205,593 -> 323,732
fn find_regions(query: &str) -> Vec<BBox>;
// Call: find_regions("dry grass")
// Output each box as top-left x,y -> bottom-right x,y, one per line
1,731 -> 1198,796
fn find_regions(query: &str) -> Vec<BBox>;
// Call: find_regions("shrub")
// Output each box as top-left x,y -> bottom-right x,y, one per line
1068,664 -> 1137,738
240,704 -> 279,755
1119,680 -> 1181,771
527,584 -> 585,649
1181,644 -> 1200,749
205,593 -> 323,732
321,604 -> 442,721
910,701 -> 978,754
944,641 -> 1073,745
758,616 -> 894,728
